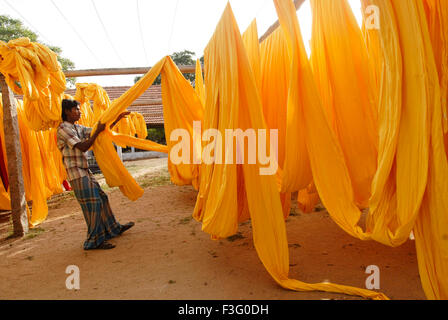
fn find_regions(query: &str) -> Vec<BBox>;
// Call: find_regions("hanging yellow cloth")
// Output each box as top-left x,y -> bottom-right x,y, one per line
78,101 -> 95,128
259,27 -> 295,217
193,2 -> 387,300
74,83 -> 111,123
307,0 -> 448,299
422,0 -> 448,152
16,99 -> 51,227
310,0 -> 378,208
0,96 -> 64,226
242,19 -> 262,91
195,59 -> 205,107
133,112 -> 148,139
161,57 -> 204,188
0,38 -> 66,131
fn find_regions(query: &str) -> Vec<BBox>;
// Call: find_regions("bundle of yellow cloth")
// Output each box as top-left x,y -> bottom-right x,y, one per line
113,112 -> 147,140
0,38 -> 66,131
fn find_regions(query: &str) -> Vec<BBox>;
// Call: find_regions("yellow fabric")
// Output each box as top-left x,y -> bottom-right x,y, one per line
74,83 -> 111,123
310,0 -> 378,208
192,2 -> 387,300
0,38 -> 66,131
17,99 -> 51,227
0,96 -> 66,226
0,183 -> 10,210
133,112 -> 148,139
195,59 -> 205,107
78,101 -> 95,128
242,19 -> 262,91
423,0 -> 448,151
161,57 -> 204,188
305,0 -> 447,298
297,183 -> 320,214
259,27 -> 293,217
0,1 -> 446,300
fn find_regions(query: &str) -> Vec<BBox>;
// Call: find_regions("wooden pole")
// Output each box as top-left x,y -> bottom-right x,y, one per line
259,0 -> 306,43
117,146 -> 123,161
0,74 -> 29,237
128,100 -> 163,107
64,65 -> 197,78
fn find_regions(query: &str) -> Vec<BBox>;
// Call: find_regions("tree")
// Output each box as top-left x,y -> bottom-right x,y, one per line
0,15 -> 76,87
134,50 -> 200,85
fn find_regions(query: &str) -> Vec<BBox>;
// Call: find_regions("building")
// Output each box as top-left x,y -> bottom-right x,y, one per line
64,85 -> 164,128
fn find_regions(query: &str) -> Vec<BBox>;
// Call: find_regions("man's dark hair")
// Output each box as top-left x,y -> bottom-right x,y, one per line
61,99 -> 80,121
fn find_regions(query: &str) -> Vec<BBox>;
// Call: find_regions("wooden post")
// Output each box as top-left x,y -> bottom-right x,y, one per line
117,145 -> 123,161
64,65 -> 197,78
0,74 -> 29,237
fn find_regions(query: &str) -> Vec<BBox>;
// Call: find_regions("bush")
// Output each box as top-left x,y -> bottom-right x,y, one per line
147,127 -> 166,145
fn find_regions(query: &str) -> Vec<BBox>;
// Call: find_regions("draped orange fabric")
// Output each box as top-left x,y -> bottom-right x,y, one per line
310,0 -> 378,208
192,2 -> 387,300
0,38 -> 66,131
307,0 -> 448,298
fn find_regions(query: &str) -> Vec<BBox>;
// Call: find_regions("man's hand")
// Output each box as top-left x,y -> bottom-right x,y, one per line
75,122 -> 106,153
110,111 -> 131,129
96,121 -> 106,133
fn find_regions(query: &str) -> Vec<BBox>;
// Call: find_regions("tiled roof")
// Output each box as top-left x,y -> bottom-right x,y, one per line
14,85 -> 164,126
65,85 -> 164,126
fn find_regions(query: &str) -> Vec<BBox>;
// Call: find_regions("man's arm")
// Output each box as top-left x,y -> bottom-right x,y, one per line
74,122 -> 106,152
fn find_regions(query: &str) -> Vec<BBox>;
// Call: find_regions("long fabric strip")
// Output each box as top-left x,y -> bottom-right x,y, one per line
192,2 -> 387,300
310,0 -> 378,208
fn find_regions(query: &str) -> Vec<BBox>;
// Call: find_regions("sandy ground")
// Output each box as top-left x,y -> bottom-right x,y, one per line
0,158 -> 426,300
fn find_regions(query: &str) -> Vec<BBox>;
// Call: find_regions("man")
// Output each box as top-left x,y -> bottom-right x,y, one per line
57,99 -> 134,250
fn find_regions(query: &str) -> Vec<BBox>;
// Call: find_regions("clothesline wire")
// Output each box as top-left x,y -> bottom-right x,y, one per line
3,0 -> 52,44
136,0 -> 150,65
90,0 -> 125,67
167,0 -> 180,55
255,0 -> 270,18
50,0 -> 103,66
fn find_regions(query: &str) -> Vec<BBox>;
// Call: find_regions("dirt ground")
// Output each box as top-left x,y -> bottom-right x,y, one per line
0,158 -> 426,300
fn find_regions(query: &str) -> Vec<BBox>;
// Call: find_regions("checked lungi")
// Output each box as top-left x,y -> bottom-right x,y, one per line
70,173 -> 122,250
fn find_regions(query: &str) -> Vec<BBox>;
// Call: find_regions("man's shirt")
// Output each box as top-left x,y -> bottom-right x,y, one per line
57,121 -> 93,181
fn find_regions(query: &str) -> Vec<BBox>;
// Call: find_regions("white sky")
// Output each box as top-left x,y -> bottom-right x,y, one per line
0,0 -> 363,87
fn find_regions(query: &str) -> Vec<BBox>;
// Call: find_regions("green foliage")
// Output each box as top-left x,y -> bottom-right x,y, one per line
147,127 -> 166,144
0,15 -> 37,41
0,15 -> 76,87
134,50 -> 199,85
